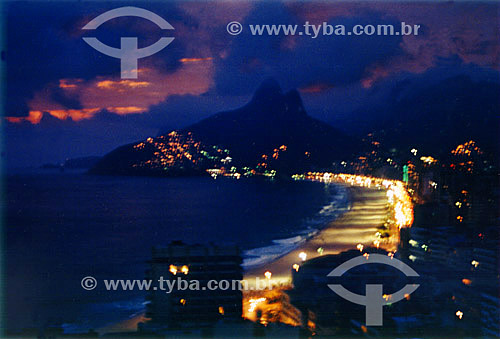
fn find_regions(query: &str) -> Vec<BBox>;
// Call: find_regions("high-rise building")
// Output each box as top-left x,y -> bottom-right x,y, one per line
141,241 -> 243,333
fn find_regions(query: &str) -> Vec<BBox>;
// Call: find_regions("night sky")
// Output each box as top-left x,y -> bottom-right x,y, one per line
3,1 -> 499,167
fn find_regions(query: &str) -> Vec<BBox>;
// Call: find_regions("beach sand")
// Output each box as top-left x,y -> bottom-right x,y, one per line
243,186 -> 396,287
98,185 -> 396,334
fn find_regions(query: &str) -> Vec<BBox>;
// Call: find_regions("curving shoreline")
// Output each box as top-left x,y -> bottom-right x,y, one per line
242,183 -> 351,270
243,185 -> 396,286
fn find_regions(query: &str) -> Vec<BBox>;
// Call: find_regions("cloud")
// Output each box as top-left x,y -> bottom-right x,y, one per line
213,1 -> 499,91
9,59 -> 214,124
356,2 -> 500,86
4,1 -> 190,118
6,1 -> 499,121
4,1 -> 500,168
213,2 -> 404,96
5,1 -> 257,123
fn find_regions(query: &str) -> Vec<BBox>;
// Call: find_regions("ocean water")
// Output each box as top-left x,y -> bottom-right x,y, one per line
4,171 -> 347,332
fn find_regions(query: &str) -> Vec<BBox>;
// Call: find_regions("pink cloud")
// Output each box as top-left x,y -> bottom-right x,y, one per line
8,59 -> 215,124
289,2 -> 499,87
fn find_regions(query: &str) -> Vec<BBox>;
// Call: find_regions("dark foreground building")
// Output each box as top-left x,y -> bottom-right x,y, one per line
289,248 -> 414,337
140,241 -> 243,334
288,247 -> 473,337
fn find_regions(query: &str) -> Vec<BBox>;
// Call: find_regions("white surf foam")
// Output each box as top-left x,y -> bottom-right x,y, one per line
242,184 -> 350,269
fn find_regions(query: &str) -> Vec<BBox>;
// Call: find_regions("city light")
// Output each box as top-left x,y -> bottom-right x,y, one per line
264,271 -> 272,279
169,264 -> 189,275
420,156 -> 437,165
248,298 -> 266,313
452,140 -> 482,157
292,264 -> 300,272
295,173 -> 414,229
409,239 -> 419,247
456,310 -> 463,319
462,278 -> 472,286
299,252 -> 307,261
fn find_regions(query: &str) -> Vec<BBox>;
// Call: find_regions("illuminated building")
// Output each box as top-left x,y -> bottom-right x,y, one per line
441,141 -> 497,228
290,248 -> 415,336
243,289 -> 301,327
294,172 -> 414,228
142,241 -> 242,332
405,162 -> 419,198
403,164 -> 409,184
404,226 -> 455,265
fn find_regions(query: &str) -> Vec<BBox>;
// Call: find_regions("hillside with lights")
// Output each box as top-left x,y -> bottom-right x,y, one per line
90,79 -> 363,177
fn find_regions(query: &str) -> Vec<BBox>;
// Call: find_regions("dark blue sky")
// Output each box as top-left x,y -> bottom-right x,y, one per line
3,1 -> 499,167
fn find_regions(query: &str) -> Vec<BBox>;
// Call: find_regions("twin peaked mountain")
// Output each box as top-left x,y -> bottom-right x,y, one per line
90,79 -> 360,176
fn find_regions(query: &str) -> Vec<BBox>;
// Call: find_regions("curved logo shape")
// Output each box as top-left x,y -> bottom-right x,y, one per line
327,254 -> 419,326
82,7 -> 174,79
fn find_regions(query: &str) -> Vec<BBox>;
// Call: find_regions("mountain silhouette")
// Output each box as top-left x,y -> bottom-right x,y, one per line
182,78 -> 361,169
385,75 -> 500,155
90,79 -> 361,176
355,75 -> 500,157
